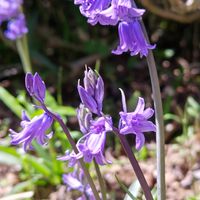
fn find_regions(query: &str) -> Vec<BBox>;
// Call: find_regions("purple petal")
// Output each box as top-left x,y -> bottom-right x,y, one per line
135,133 -> 145,150
119,88 -> 127,112
78,84 -> 98,114
95,76 -> 104,113
143,108 -> 154,119
33,73 -> 46,103
25,73 -> 34,96
134,97 -> 145,114
63,174 -> 83,191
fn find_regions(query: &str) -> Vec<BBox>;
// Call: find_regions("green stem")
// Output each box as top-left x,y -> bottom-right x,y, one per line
131,1 -> 166,198
16,36 -> 32,73
41,104 -> 101,200
141,25 -> 166,200
94,160 -> 107,200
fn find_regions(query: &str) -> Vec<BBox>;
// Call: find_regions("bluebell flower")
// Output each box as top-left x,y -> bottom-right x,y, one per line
75,0 -> 111,21
78,68 -> 104,115
0,0 -> 22,23
76,116 -> 112,165
58,150 -> 83,167
4,13 -> 28,40
63,168 -> 95,200
119,89 -> 156,150
10,111 -> 53,151
25,72 -> 46,104
89,0 -> 145,26
112,21 -> 156,57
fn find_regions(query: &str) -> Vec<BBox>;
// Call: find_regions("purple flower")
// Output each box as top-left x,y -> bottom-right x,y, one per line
63,169 -> 95,200
77,116 -> 112,165
78,68 -> 104,115
119,90 -> 156,150
75,0 -> 111,20
112,21 -> 156,58
89,0 -> 145,26
9,111 -> 53,151
25,72 -> 46,103
77,104 -> 92,134
58,150 -> 83,167
0,0 -> 22,23
4,14 -> 28,40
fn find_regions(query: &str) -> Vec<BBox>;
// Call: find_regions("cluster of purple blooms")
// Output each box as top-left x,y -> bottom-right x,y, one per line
10,69 -> 156,162
74,0 -> 155,57
9,69 -> 156,198
0,0 -> 28,40
63,167 -> 95,200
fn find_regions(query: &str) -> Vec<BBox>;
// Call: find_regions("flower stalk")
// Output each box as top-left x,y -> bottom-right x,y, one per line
41,104 -> 101,200
16,36 -> 32,73
113,126 -> 153,200
140,21 -> 166,200
130,1 -> 166,199
94,160 -> 107,200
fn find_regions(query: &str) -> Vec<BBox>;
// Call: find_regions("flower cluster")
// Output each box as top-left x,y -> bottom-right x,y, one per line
9,70 -> 156,198
0,0 -> 28,40
63,167 -> 95,200
9,73 -> 53,151
74,0 -> 155,57
60,68 -> 112,166
59,67 -> 156,169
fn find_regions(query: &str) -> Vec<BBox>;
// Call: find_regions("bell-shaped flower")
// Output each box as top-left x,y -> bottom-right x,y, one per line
119,90 -> 156,150
112,21 -> 156,57
76,116 -> 112,165
89,0 -> 145,26
63,168 -> 95,200
78,68 -> 104,115
9,111 -> 53,151
25,72 -> 46,103
0,0 -> 22,23
75,0 -> 111,20
4,14 -> 28,40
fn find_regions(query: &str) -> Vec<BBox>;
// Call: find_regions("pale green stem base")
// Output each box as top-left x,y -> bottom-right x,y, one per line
94,160 -> 107,200
141,23 -> 166,200
16,36 -> 32,73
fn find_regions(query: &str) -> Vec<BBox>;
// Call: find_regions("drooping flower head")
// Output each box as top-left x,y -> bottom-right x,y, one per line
63,168 -> 95,200
89,0 -> 145,26
78,68 -> 104,115
77,116 -> 112,165
9,111 -> 53,151
0,0 -> 22,23
4,13 -> 28,40
74,0 -> 155,57
25,72 -> 46,104
75,0 -> 111,20
119,89 -> 156,150
112,21 -> 156,58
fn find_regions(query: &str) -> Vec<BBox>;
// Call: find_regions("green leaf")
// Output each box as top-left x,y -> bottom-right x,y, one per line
0,86 -> 24,118
22,155 -> 51,177
124,180 -> 141,200
115,175 -> 136,200
0,151 -> 21,165
0,146 -> 20,158
164,113 -> 181,123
